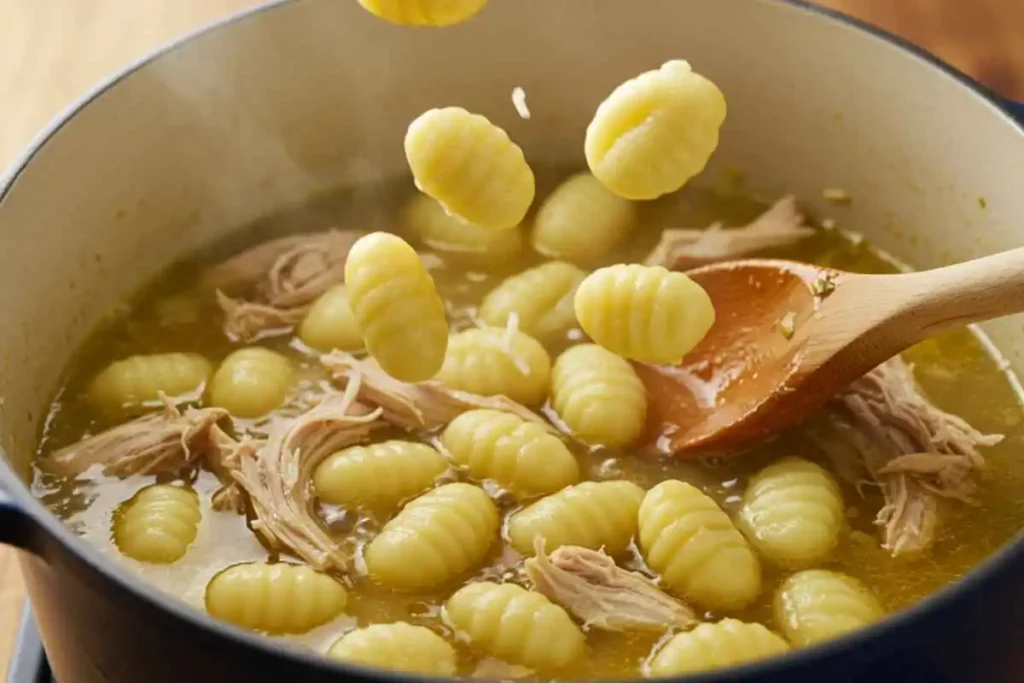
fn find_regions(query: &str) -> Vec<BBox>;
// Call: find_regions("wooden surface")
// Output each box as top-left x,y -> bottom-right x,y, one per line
0,0 -> 1021,676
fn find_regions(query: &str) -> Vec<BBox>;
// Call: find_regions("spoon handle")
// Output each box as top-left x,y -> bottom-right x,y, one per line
887,245 -> 1024,339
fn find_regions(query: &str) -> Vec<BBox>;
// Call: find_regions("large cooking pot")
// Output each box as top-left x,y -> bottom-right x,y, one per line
1,1 -> 1023,681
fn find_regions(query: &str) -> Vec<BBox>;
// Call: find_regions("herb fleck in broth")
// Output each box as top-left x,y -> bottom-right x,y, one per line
32,176 -> 1024,679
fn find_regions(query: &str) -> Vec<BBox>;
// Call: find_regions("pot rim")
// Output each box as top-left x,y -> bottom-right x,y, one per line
1,1 -> 1022,681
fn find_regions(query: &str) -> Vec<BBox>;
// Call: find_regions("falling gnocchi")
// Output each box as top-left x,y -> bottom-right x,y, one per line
344,232 -> 449,382
405,107 -> 534,229
585,59 -> 727,200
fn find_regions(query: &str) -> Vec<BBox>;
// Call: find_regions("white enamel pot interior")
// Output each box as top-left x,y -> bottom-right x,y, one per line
0,0 -> 1023,681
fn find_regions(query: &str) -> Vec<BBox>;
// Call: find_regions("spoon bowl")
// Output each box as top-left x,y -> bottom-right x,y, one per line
639,246 -> 1024,454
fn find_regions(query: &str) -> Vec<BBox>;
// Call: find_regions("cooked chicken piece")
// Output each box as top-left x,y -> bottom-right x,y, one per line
811,356 -> 1003,556
41,403 -> 227,478
321,351 -> 551,432
524,538 -> 697,633
205,424 -> 260,514
211,229 -> 360,341
230,380 -> 382,572
644,195 -> 815,270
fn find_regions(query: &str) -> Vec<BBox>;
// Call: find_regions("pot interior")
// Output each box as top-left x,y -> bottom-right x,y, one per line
1,0 -> 1023,671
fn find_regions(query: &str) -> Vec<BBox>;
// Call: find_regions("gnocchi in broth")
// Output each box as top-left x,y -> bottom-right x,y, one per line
29,36 -> 1024,680
33,177 -> 1024,679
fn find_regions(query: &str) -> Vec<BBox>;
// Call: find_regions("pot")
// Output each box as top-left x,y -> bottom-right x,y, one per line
1,1 -> 1023,681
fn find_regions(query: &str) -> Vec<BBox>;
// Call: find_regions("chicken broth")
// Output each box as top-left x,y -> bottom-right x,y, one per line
32,177 -> 1024,679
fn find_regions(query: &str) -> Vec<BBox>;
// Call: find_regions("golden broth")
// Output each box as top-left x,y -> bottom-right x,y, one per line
32,176 -> 1024,679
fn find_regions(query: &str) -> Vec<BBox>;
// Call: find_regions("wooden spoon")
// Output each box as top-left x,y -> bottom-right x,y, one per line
635,247 -> 1024,455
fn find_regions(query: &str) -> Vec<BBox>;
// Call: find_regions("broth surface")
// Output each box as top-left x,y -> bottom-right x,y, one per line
32,176 -> 1024,679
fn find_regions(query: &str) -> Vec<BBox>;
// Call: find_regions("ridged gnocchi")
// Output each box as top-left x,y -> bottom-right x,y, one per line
575,264 -> 715,365
774,570 -> 884,647
364,482 -> 498,589
738,457 -> 845,567
313,440 -> 448,509
507,480 -> 644,556
531,172 -> 637,264
89,352 -> 212,413
441,409 -> 579,497
405,107 -> 534,230
298,284 -> 363,352
647,619 -> 789,677
444,582 -> 585,670
478,261 -> 586,342
357,0 -> 488,27
205,562 -> 348,634
113,484 -> 201,564
638,480 -> 761,610
436,327 -> 551,406
585,59 -> 727,200
403,192 -> 523,265
208,347 -> 294,418
344,232 -> 449,382
550,344 -> 647,447
327,622 -> 457,676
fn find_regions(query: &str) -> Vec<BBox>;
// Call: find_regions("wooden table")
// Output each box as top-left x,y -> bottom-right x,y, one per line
0,0 -> 1021,676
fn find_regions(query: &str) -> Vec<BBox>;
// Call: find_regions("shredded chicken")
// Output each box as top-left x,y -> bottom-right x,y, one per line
524,539 -> 697,633
321,351 -> 552,432
230,380 -> 382,572
205,424 -> 260,514
643,195 -> 815,269
811,356 -> 1003,556
211,229 -> 360,341
41,403 -> 227,478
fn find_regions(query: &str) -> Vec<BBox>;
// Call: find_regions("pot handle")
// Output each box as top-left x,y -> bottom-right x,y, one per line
1005,99 -> 1024,125
0,487 -> 41,553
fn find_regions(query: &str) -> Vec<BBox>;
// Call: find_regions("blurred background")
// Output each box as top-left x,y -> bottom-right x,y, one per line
0,0 -> 1021,676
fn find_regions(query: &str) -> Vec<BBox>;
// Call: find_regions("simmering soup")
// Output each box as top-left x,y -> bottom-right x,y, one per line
31,173 -> 1024,679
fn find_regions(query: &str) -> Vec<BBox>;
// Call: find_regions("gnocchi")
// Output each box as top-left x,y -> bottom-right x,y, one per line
344,232 -> 449,382
208,347 -> 294,418
531,172 -> 637,264
507,480 -> 644,556
403,193 -> 523,265
738,457 -> 845,567
440,409 -> 579,497
638,480 -> 761,610
585,59 -> 727,200
550,344 -> 647,447
298,284 -> 363,352
364,482 -> 499,589
444,582 -> 585,670
357,0 -> 488,27
436,327 -> 551,406
113,484 -> 201,564
313,440 -> 448,509
647,619 -> 789,677
478,261 -> 587,343
575,263 -> 715,365
205,562 -> 348,634
405,107 -> 534,230
327,622 -> 457,676
774,570 -> 884,647
89,352 -> 212,413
